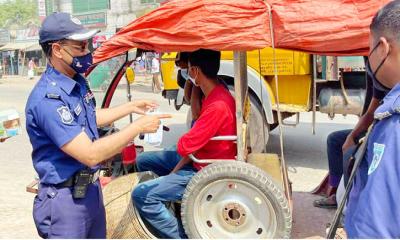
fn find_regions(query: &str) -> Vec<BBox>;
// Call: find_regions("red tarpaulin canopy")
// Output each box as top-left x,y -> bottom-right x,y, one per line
94,0 -> 391,64
94,0 -> 271,63
270,0 -> 391,56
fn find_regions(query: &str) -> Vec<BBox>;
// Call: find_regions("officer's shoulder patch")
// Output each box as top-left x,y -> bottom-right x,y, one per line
56,106 -> 74,125
45,81 -> 62,99
368,143 -> 385,175
374,111 -> 392,120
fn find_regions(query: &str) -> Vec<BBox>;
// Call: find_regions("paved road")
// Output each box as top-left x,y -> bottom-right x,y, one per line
0,75 -> 357,238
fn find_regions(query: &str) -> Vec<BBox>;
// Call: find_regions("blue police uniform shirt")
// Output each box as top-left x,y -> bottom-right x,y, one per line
345,83 -> 400,238
26,65 -> 99,185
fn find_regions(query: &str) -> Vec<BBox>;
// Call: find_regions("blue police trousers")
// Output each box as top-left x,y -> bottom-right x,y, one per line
33,180 -> 106,238
132,148 -> 197,239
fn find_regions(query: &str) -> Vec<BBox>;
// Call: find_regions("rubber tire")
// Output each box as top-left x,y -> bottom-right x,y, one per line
226,84 -> 269,153
248,94 -> 269,153
181,161 -> 292,239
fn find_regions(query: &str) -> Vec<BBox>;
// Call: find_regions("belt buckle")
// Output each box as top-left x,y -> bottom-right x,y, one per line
91,170 -> 100,183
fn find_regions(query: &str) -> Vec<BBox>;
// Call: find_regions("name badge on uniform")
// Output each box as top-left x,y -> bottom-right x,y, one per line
57,106 -> 74,125
74,104 -> 82,116
368,143 -> 385,175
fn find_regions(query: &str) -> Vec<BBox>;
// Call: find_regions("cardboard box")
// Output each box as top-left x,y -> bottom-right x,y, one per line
0,109 -> 21,139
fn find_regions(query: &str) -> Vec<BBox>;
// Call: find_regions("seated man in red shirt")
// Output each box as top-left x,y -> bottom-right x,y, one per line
132,49 -> 236,239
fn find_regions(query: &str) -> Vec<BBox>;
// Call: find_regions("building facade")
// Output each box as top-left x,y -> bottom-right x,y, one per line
44,0 -> 164,40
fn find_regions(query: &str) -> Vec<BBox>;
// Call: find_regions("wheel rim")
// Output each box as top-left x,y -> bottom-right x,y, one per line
192,178 -> 277,238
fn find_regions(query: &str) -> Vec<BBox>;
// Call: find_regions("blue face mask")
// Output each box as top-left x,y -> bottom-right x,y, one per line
63,48 -> 93,74
180,68 -> 189,80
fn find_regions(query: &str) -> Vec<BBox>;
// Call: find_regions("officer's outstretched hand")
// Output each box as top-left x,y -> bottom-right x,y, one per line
131,100 -> 158,115
134,114 -> 171,133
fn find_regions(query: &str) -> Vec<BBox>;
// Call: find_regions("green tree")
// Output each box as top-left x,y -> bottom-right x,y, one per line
0,0 -> 38,29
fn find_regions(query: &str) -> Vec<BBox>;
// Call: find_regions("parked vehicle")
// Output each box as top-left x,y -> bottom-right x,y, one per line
92,0 -> 293,238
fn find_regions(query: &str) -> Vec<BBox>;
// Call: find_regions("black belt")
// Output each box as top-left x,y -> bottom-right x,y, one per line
56,169 -> 100,188
56,177 -> 75,188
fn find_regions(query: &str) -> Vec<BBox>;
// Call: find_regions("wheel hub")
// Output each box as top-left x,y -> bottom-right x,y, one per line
188,178 -> 282,238
222,202 -> 246,226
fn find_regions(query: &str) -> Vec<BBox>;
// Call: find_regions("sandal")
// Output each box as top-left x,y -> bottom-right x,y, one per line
313,195 -> 337,209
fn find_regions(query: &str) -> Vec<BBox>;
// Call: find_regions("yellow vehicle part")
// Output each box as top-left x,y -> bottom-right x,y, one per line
161,52 -> 179,91
221,48 -> 311,76
222,48 -> 311,112
266,74 -> 312,112
125,67 -> 135,84
247,153 -> 283,187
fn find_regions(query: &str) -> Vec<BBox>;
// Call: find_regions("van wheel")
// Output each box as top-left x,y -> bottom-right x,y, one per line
248,94 -> 269,152
181,161 -> 292,239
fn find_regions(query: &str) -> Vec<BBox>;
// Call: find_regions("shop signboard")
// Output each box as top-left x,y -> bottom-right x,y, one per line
74,12 -> 107,28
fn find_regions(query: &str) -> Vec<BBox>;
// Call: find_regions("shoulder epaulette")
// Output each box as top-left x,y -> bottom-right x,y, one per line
46,93 -> 61,99
374,111 -> 392,120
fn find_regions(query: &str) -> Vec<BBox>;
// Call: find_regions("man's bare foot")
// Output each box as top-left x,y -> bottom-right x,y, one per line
326,185 -> 338,197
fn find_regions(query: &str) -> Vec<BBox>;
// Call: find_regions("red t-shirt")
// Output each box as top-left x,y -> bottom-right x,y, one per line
177,84 -> 237,170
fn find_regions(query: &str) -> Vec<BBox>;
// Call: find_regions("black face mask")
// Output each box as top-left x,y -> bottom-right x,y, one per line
366,42 -> 391,94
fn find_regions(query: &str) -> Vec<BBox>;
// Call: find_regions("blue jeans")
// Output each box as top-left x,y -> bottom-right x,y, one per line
327,129 -> 352,187
327,129 -> 366,188
132,147 -> 197,239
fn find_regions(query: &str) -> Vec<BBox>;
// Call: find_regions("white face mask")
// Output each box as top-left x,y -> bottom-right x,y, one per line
180,68 -> 189,80
189,67 -> 199,86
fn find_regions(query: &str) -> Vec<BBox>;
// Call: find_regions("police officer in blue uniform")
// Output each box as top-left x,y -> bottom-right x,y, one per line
26,12 -> 169,238
345,1 -> 400,237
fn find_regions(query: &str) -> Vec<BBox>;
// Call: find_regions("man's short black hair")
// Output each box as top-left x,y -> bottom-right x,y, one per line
188,49 -> 221,79
40,41 -> 57,58
370,0 -> 400,43
175,52 -> 190,67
